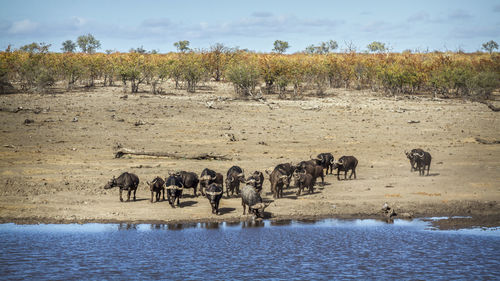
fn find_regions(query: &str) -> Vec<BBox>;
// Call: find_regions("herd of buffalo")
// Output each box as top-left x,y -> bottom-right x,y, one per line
104,149 -> 432,218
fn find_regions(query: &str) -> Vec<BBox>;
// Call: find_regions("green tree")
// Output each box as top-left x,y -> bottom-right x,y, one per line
174,40 -> 190,52
273,40 -> 290,54
129,46 -> 147,54
77,33 -> 101,54
20,42 -> 51,53
61,40 -> 76,53
305,40 -> 338,54
482,40 -> 499,54
367,41 -> 387,53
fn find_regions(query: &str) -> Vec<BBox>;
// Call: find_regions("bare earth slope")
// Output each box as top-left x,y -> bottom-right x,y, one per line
1,83 -> 499,226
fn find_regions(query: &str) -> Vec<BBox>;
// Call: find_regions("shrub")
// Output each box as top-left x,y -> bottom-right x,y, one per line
226,60 -> 260,97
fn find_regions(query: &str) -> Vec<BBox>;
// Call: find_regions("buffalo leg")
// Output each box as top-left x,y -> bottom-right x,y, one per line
297,186 -> 302,196
337,170 -> 341,181
120,189 -> 124,202
426,164 -> 430,176
126,190 -> 131,201
344,170 -> 348,180
133,189 -> 136,201
150,191 -> 154,203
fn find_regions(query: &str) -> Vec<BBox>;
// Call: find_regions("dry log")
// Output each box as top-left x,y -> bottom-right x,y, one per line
486,102 -> 500,112
115,148 -> 232,161
475,137 -> 500,145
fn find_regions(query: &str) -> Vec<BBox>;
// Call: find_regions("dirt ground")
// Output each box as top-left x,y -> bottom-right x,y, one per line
1,81 -> 499,228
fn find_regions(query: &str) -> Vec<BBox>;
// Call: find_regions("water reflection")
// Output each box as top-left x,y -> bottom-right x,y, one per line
241,220 -> 265,228
118,223 -> 137,231
198,222 -> 220,230
270,219 -> 292,226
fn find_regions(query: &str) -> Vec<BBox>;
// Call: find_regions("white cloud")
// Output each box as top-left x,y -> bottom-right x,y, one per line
8,19 -> 39,34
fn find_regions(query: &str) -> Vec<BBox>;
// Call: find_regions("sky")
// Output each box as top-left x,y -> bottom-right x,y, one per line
0,0 -> 499,53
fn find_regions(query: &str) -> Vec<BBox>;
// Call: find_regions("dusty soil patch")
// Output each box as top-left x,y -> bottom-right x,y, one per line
1,83 -> 499,227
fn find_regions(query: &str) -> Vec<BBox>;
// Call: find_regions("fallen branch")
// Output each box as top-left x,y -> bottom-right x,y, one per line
115,148 -> 232,161
486,102 -> 500,112
475,137 -> 500,144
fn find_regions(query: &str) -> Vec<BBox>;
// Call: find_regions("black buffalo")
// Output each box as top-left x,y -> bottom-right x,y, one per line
241,184 -> 271,218
104,172 -> 139,202
225,166 -> 245,197
332,156 -> 358,181
246,171 -> 264,193
205,183 -> 223,215
179,171 -> 199,197
405,148 -> 425,172
165,174 -> 184,208
314,153 -> 335,174
413,150 -> 432,176
297,160 -> 324,186
293,170 -> 314,195
147,177 -> 165,203
199,168 -> 223,196
266,168 -> 289,199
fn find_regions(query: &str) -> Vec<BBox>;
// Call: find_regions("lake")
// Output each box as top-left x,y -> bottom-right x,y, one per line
1,219 -> 499,280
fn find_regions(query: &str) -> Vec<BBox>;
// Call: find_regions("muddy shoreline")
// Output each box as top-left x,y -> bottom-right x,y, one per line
1,201 -> 499,231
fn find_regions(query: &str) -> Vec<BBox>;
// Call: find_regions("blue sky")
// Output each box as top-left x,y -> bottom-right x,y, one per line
1,0 -> 499,53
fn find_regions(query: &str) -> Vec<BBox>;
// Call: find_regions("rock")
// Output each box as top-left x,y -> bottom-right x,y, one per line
24,119 -> 34,124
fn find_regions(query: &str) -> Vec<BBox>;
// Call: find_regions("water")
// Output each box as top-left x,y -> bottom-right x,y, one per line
1,219 -> 499,280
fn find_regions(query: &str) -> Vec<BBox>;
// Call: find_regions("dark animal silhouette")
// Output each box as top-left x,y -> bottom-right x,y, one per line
104,172 -> 139,202
165,174 -> 184,208
205,183 -> 223,215
413,150 -> 432,176
293,170 -> 314,195
225,166 -> 245,197
332,156 -> 358,181
179,171 -> 199,197
246,171 -> 264,193
240,184 -> 271,218
147,177 -> 165,203
405,148 -> 425,172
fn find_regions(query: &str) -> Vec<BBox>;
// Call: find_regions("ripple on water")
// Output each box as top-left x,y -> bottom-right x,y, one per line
0,219 -> 499,280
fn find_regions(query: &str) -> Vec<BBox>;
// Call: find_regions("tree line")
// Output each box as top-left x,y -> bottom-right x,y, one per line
0,36 -> 499,100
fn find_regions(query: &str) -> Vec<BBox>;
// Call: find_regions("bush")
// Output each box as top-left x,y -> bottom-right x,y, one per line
226,60 -> 260,97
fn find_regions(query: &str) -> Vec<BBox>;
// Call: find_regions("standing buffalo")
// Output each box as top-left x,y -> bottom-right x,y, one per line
179,171 -> 199,197
104,172 -> 139,202
241,184 -> 271,218
165,174 -> 184,208
293,170 -> 314,196
266,168 -> 290,199
225,166 -> 245,197
297,160 -> 324,186
246,171 -> 264,193
332,156 -> 358,181
199,168 -> 223,196
146,177 -> 165,203
205,183 -> 223,215
314,153 -> 335,174
405,149 -> 425,172
413,150 -> 432,176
